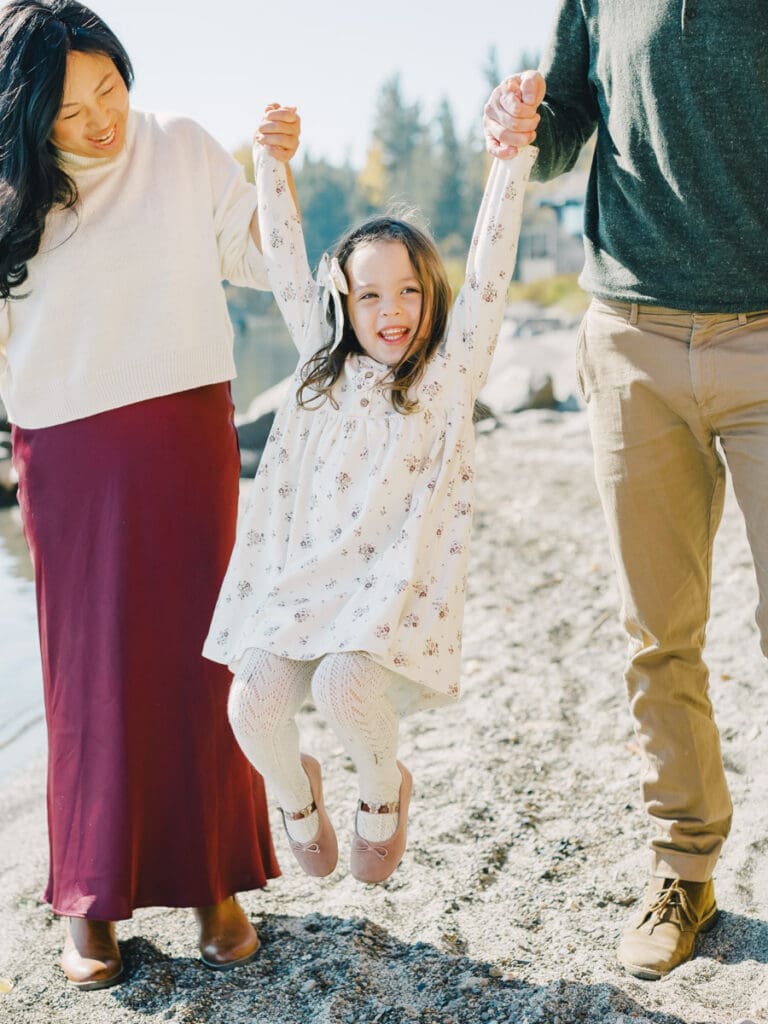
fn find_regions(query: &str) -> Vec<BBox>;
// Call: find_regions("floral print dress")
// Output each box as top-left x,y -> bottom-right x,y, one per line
203,146 -> 536,715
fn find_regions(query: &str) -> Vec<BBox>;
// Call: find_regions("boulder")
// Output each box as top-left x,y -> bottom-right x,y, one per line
235,377 -> 294,477
0,445 -> 17,507
237,410 -> 275,453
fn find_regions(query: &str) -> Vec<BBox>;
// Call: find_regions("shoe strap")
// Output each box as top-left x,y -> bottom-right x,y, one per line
280,799 -> 317,821
358,799 -> 399,814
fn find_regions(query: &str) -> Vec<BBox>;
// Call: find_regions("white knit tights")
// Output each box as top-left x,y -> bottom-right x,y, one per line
228,650 -> 402,843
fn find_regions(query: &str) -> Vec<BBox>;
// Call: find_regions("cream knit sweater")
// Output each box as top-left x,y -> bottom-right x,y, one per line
0,109 -> 269,428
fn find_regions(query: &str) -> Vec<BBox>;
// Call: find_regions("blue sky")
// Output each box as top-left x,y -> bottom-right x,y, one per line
87,0 -> 559,164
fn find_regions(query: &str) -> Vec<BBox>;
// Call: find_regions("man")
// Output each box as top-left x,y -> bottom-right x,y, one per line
483,0 -> 768,981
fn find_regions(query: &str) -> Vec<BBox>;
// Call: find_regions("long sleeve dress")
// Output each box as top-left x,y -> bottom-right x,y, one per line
204,146 -> 536,715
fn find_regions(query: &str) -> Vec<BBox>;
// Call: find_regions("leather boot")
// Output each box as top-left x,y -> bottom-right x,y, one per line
194,896 -> 260,970
61,919 -> 123,990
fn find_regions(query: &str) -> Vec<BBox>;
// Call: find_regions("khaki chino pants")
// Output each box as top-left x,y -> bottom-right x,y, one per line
578,299 -> 768,881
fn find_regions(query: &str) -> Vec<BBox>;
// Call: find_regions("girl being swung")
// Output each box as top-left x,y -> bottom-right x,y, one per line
204,134 -> 536,883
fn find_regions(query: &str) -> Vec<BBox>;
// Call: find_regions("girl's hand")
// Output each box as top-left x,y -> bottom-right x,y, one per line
484,73 -> 545,159
255,103 -> 301,163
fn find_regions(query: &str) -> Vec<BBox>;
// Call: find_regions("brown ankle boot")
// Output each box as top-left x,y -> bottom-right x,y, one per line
61,919 -> 123,990
617,877 -> 718,979
194,896 -> 260,970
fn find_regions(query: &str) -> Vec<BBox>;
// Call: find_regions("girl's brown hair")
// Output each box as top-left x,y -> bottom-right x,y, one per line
297,216 -> 452,414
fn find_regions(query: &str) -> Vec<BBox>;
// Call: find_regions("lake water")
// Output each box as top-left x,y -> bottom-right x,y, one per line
0,315 -> 296,782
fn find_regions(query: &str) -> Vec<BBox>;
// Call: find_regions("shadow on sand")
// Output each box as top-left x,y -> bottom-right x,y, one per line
102,911 -> 752,1024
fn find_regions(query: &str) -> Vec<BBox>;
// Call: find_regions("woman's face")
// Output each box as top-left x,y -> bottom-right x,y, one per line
50,51 -> 129,158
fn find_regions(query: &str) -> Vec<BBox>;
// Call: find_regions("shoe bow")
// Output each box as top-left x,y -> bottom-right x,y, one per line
352,837 -> 390,860
289,840 -> 321,855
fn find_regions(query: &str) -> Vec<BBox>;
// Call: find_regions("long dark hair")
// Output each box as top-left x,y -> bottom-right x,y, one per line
0,0 -> 133,300
298,217 -> 452,415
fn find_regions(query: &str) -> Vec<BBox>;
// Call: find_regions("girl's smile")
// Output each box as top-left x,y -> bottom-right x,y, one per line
345,240 -> 423,366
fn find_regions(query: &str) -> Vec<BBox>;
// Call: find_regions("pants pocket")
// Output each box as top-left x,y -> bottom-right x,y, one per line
575,312 -> 591,405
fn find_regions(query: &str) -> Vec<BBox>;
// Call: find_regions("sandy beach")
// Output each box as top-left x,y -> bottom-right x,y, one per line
1,336 -> 767,1023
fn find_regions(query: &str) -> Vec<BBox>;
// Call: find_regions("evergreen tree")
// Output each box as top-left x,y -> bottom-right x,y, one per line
294,155 -> 361,268
459,124 -> 487,249
483,45 -> 502,92
357,139 -> 388,210
372,75 -> 425,200
432,98 -> 464,245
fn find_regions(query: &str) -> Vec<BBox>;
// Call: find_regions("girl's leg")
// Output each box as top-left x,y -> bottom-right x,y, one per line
311,652 -> 402,842
228,649 -> 318,842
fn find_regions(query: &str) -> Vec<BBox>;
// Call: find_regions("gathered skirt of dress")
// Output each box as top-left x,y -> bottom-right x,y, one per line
11,383 -> 280,920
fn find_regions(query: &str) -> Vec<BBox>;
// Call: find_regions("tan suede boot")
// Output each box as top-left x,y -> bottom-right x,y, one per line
617,877 -> 718,979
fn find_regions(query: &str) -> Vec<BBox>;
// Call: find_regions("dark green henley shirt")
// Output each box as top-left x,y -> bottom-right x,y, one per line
534,0 -> 768,312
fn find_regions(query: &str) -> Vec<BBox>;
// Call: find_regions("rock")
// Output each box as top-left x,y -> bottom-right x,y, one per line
238,447 -> 262,479
480,363 -> 538,414
472,400 -> 496,425
0,455 -> 17,506
457,973 -> 489,993
236,410 -> 275,453
236,410 -> 275,477
240,375 -> 293,423
236,376 -> 293,478
556,392 -> 583,412
513,373 -> 558,412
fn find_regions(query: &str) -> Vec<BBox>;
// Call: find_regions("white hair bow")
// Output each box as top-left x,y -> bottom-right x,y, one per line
317,253 -> 349,352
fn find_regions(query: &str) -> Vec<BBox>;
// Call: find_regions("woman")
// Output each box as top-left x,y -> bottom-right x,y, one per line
0,0 -> 299,990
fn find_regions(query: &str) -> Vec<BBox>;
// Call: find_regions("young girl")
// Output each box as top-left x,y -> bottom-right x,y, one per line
203,135 -> 536,884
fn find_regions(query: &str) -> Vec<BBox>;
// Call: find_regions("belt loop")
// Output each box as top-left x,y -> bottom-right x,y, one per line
737,312 -> 747,326
629,302 -> 639,325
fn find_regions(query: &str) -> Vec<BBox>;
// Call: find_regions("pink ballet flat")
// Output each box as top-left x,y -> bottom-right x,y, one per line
350,762 -> 413,884
279,754 -> 338,878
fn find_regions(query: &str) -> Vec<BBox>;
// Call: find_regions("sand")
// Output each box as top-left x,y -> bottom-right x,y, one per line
1,359 -> 766,1023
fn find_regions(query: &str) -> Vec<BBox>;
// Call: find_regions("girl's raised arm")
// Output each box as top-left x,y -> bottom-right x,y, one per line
253,146 -> 320,354
447,146 -> 537,396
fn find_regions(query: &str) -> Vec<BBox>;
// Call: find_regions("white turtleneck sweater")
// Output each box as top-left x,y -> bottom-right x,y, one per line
0,109 -> 269,428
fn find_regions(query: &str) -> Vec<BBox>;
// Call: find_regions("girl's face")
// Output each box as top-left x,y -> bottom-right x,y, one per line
345,240 -> 425,367
50,51 -> 129,158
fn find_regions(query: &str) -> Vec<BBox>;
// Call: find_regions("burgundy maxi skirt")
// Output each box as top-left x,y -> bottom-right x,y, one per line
12,384 -> 280,920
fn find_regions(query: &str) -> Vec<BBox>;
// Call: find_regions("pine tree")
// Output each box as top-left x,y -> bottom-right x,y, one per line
372,75 -> 425,200
294,156 -> 360,268
432,98 -> 464,246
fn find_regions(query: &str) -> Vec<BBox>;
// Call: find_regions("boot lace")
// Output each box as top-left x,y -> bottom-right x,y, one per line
646,881 -> 694,933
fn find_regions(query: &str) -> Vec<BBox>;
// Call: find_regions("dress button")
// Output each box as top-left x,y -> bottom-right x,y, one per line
364,370 -> 374,379
360,398 -> 369,407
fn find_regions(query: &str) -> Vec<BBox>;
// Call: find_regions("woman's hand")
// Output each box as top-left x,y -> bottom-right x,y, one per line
249,104 -> 302,252
255,103 -> 300,163
484,72 -> 545,159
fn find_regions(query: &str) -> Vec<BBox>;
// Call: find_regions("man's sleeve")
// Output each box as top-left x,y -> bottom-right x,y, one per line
533,0 -> 599,181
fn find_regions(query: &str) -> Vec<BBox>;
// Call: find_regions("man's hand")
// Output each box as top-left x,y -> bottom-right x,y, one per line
484,72 -> 546,159
255,104 -> 301,163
